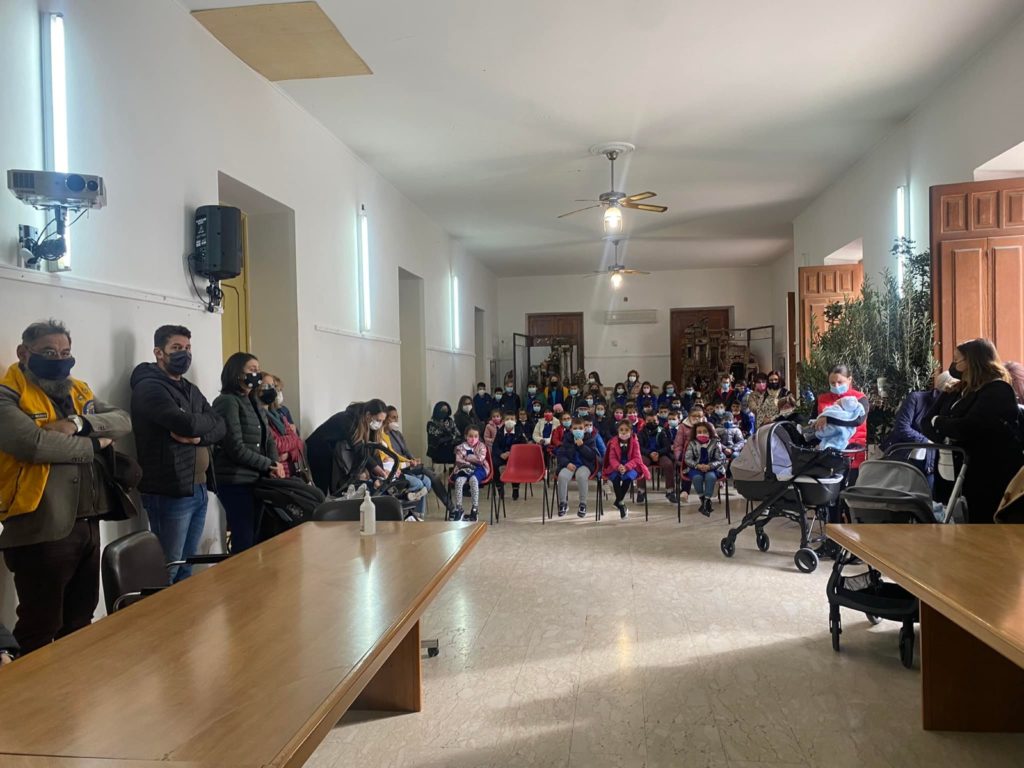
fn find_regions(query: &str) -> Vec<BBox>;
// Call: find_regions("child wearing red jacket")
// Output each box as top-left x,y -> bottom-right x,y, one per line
603,419 -> 651,520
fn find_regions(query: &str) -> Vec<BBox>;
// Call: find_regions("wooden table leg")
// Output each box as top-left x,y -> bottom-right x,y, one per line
921,602 -> 1024,732
352,620 -> 423,713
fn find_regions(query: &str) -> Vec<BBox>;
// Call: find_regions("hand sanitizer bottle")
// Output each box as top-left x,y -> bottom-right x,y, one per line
360,490 -> 376,535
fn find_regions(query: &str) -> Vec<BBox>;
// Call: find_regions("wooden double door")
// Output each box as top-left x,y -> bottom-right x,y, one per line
932,178 -> 1024,367
798,264 -> 863,360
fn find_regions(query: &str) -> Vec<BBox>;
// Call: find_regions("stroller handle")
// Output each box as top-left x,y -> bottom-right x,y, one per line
883,442 -> 968,468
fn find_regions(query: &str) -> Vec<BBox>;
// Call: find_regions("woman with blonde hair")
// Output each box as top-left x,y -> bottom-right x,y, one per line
922,338 -> 1023,523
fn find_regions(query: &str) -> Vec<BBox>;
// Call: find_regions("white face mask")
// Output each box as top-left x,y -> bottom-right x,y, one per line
504,419 -> 516,430
628,376 -> 637,383
462,404 -> 473,413
369,420 -> 383,431
391,421 -> 400,431
275,391 -> 284,407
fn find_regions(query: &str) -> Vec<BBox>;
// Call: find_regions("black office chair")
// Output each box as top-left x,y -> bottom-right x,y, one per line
101,531 -> 228,614
312,495 -> 404,522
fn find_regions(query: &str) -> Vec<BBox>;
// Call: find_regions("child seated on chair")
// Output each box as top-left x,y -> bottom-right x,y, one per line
533,407 -> 557,454
626,404 -> 641,433
451,426 -> 487,522
603,419 -> 650,520
717,411 -> 746,459
637,413 -> 662,504
484,408 -> 502,451
813,395 -> 865,452
555,417 -> 599,518
493,412 -> 528,500
685,422 -> 726,518
583,416 -> 606,461
660,411 -> 681,504
731,400 -> 755,438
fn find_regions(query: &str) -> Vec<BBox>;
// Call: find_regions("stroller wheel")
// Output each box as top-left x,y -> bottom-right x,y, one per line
755,530 -> 770,552
794,547 -> 819,573
720,537 -> 736,558
866,613 -> 882,626
830,609 -> 842,652
899,625 -> 915,669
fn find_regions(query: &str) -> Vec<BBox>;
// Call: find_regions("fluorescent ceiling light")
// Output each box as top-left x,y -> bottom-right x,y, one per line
451,274 -> 460,349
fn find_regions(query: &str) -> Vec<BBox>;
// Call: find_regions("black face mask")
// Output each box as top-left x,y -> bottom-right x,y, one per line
948,361 -> 963,380
27,354 -> 75,381
767,381 -> 781,390
243,371 -> 261,389
258,387 -> 278,405
165,350 -> 192,376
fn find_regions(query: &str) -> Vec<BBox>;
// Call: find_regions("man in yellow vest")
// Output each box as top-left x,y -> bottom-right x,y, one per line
0,320 -> 131,653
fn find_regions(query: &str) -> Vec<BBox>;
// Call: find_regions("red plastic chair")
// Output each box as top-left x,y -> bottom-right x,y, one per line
501,443 -> 550,523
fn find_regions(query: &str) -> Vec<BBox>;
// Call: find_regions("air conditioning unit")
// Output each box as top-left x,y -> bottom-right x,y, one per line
603,309 -> 658,325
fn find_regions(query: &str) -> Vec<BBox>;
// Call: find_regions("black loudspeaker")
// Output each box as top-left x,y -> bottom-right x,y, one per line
193,205 -> 242,279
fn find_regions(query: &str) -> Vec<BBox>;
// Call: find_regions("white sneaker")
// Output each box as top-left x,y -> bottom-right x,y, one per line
408,487 -> 429,502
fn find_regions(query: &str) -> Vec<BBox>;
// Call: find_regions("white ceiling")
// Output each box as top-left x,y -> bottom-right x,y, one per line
184,0 -> 1024,276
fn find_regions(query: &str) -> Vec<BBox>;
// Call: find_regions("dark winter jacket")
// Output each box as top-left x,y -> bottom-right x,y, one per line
427,401 -> 460,464
473,392 -> 494,421
0,622 -> 17,655
638,423 -> 661,456
212,392 -> 278,486
556,430 -> 598,472
306,406 -> 360,493
492,424 -> 528,462
881,390 -> 941,472
657,426 -> 678,459
129,363 -> 225,497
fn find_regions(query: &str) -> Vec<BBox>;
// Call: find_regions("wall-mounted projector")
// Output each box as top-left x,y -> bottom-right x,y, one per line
7,169 -> 106,210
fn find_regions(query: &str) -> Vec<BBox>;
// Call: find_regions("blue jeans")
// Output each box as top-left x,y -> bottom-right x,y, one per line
142,484 -> 208,583
689,471 -> 719,497
404,472 -> 431,516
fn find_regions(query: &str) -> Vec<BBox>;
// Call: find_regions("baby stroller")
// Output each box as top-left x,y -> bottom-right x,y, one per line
723,421 -> 849,573
828,443 -> 967,667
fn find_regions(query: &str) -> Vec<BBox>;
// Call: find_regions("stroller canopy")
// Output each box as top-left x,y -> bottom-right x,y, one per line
841,459 -> 935,523
732,422 -> 800,483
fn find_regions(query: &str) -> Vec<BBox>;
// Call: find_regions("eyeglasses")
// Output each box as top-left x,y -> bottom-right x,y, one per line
32,348 -> 73,359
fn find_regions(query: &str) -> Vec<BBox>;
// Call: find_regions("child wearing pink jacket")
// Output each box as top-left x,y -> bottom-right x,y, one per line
451,425 -> 488,522
603,419 -> 651,520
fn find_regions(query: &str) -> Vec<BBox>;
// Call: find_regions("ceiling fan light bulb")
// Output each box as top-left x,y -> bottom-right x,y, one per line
610,272 -> 623,289
603,205 -> 623,234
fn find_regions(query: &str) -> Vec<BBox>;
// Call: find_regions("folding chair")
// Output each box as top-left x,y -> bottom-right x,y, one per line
500,444 -> 550,524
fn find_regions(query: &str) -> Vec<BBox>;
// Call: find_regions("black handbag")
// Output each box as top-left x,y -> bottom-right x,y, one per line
94,446 -> 143,521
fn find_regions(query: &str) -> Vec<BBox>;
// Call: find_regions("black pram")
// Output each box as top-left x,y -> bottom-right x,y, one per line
723,421 -> 850,573
827,443 -> 967,667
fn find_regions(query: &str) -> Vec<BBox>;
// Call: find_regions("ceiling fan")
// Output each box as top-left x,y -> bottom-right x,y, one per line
586,237 -> 649,288
558,142 -> 668,233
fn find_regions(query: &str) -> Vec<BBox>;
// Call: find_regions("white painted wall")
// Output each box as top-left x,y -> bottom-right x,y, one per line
0,0 -> 496,624
793,10 -> 1024,281
495,264 -> 784,388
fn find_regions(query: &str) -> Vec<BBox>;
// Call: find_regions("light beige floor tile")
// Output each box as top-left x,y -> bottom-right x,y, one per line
304,496 -> 1024,768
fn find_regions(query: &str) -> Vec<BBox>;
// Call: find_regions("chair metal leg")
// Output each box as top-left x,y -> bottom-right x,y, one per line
421,639 -> 440,658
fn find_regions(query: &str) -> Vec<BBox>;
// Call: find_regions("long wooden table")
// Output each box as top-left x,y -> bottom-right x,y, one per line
828,523 -> 1024,732
0,521 -> 485,767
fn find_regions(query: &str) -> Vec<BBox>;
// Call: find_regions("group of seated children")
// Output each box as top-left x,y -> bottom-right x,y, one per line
432,369 -> 800,521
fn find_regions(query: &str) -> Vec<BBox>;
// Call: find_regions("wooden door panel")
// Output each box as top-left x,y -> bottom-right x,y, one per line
972,191 -> 999,230
990,236 -> 1024,363
940,239 -> 987,349
940,194 -> 968,235
801,271 -> 819,295
1004,189 -> 1024,229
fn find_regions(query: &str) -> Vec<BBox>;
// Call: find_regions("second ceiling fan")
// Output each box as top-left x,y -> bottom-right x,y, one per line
558,142 -> 667,233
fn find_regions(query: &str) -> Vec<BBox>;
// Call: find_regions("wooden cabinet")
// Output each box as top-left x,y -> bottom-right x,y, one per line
931,178 -> 1024,366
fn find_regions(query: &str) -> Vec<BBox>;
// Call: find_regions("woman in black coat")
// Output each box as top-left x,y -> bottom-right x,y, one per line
426,401 -> 460,465
212,353 -> 282,551
922,339 -> 1023,523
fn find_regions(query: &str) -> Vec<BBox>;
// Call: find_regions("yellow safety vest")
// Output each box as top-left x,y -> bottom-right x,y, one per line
0,362 -> 96,520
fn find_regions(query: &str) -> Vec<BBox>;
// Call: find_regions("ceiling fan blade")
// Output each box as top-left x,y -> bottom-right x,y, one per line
557,204 -> 601,219
584,273 -> 602,278
624,191 -> 656,202
622,202 -> 668,213
623,269 -> 651,275
574,199 -> 602,203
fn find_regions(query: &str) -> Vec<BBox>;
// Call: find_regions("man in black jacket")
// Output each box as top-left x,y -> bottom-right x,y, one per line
130,325 -> 225,582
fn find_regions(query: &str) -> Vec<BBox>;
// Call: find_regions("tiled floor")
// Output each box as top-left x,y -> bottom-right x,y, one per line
306,490 -> 1024,768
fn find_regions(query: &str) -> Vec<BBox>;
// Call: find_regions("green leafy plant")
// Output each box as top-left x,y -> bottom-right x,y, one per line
799,238 -> 936,442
